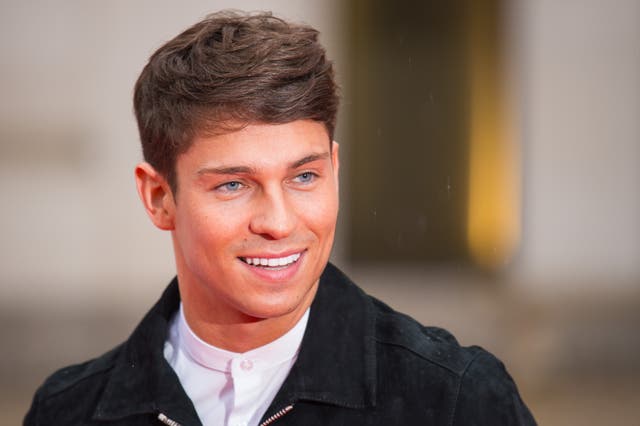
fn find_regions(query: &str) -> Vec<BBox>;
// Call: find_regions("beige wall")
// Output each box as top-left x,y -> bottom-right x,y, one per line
510,0 -> 640,292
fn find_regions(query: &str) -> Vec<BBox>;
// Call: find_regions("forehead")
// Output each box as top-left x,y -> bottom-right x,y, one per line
180,120 -> 331,170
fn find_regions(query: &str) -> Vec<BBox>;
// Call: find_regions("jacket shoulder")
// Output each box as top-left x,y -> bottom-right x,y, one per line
38,344 -> 121,398
24,344 -> 122,425
370,295 -> 483,376
369,295 -> 536,424
452,349 -> 537,425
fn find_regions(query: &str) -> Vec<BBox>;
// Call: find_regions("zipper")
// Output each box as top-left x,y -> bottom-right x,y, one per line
158,413 -> 182,426
158,404 -> 293,426
259,405 -> 294,426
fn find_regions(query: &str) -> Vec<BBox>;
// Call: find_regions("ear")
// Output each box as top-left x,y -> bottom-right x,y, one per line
134,162 -> 176,230
331,141 -> 340,189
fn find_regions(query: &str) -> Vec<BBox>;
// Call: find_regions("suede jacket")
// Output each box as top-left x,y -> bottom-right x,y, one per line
25,263 -> 536,425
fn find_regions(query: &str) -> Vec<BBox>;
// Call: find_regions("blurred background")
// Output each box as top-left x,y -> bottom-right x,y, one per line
1,0 -> 639,424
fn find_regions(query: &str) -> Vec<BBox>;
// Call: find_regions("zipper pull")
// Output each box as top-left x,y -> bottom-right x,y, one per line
259,405 -> 294,426
158,412 -> 183,426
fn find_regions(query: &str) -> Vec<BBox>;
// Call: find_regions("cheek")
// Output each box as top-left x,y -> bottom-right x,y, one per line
176,201 -> 250,252
296,191 -> 339,233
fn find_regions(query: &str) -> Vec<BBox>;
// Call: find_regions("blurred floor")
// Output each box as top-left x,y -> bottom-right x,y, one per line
3,267 -> 639,425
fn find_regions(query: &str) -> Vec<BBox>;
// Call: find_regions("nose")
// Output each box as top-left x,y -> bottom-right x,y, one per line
249,186 -> 296,240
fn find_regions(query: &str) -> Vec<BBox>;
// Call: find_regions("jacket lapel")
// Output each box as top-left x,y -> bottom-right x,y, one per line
92,280 -> 202,425
262,263 -> 378,417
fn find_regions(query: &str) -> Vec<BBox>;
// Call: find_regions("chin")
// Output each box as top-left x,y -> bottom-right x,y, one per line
241,285 -> 316,321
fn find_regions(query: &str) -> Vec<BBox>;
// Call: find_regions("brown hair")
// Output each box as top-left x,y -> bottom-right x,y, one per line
133,10 -> 339,193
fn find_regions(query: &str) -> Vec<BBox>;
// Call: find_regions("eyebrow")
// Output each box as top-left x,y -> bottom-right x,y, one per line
197,165 -> 256,175
196,152 -> 330,176
289,152 -> 330,169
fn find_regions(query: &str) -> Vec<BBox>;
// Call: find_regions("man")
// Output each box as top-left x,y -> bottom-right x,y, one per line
25,11 -> 535,426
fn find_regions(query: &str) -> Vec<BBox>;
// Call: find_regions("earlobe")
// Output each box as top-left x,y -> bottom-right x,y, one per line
134,162 -> 176,230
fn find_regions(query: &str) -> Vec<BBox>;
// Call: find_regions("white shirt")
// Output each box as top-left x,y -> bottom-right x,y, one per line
164,304 -> 309,426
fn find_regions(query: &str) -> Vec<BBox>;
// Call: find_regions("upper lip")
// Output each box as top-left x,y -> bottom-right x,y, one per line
238,249 -> 306,259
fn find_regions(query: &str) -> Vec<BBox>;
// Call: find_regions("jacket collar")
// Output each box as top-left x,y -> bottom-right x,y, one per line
93,280 -> 203,425
93,263 -> 377,423
264,263 -> 377,411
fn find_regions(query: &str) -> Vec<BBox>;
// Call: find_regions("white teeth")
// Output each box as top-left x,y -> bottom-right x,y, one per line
242,252 -> 301,267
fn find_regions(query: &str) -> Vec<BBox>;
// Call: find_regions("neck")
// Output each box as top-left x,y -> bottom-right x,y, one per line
184,305 -> 311,353
178,279 -> 317,353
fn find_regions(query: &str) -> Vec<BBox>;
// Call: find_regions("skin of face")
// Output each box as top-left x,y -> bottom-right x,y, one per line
135,120 -> 339,351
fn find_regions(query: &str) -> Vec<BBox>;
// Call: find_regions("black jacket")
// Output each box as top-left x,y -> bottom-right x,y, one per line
25,263 -> 536,425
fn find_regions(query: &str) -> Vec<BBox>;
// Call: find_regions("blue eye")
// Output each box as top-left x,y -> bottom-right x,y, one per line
217,181 -> 244,192
295,172 -> 317,184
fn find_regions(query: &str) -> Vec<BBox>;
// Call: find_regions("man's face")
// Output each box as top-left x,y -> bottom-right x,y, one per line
170,120 -> 339,326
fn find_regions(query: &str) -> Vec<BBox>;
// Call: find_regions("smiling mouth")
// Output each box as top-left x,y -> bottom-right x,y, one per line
239,252 -> 302,269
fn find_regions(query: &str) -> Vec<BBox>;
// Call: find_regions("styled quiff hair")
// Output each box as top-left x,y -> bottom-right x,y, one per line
133,11 -> 339,192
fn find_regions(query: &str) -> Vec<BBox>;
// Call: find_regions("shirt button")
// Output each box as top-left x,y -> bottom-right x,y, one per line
240,359 -> 253,371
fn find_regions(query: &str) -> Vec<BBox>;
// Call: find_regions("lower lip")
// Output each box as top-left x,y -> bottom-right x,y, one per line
240,252 -> 305,283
